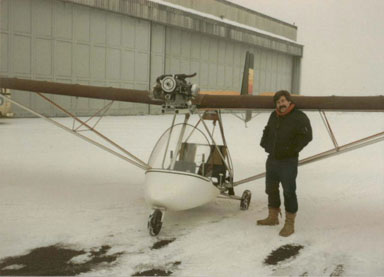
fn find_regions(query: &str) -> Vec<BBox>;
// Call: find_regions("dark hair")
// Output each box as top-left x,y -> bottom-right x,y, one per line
273,90 -> 293,105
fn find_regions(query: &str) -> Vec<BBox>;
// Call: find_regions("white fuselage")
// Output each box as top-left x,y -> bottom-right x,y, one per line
144,169 -> 220,211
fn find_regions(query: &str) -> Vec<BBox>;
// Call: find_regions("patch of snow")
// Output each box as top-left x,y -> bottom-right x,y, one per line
0,112 -> 383,276
2,264 -> 25,270
68,253 -> 93,265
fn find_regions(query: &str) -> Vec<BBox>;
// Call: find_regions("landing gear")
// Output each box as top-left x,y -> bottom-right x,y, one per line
240,190 -> 252,210
148,209 -> 163,236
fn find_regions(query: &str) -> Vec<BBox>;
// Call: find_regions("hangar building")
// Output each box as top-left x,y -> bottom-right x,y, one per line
0,0 -> 303,117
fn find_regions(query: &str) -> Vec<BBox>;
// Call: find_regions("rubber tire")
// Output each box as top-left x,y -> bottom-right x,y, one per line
240,190 -> 252,210
148,209 -> 163,236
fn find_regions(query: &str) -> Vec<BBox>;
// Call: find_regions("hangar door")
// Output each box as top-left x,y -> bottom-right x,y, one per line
1,0 -> 151,117
164,27 -> 294,95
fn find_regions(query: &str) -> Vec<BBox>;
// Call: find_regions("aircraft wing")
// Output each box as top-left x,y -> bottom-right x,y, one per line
194,94 -> 384,111
1,76 -> 384,111
0,77 -> 161,105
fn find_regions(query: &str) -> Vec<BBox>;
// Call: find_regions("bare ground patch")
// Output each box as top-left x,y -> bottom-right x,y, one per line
0,244 -> 123,276
264,244 -> 304,266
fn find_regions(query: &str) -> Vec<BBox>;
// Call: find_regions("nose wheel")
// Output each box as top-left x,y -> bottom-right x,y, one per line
148,209 -> 164,236
240,190 -> 252,210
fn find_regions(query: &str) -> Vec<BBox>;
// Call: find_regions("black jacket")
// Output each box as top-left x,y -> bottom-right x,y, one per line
260,107 -> 312,160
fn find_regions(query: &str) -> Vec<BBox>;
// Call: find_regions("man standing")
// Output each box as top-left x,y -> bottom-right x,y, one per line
257,90 -> 312,237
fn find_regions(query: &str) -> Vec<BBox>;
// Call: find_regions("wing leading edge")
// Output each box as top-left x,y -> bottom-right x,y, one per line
1,76 -> 383,111
194,94 -> 384,111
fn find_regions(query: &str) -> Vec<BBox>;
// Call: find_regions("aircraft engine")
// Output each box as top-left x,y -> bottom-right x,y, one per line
151,73 -> 199,110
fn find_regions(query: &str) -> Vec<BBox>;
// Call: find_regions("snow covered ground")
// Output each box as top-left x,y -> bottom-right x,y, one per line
0,112 -> 383,276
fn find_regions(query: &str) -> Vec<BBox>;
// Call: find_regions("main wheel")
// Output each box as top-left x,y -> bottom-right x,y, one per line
240,190 -> 252,210
148,209 -> 163,236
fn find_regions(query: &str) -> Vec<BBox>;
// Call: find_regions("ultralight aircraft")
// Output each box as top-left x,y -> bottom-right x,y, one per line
1,52 -> 383,236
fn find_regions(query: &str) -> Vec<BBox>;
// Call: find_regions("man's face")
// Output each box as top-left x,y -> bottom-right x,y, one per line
276,96 -> 291,113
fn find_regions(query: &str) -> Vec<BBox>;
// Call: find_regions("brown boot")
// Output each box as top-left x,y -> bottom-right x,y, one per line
279,212 -> 296,237
257,207 -> 280,225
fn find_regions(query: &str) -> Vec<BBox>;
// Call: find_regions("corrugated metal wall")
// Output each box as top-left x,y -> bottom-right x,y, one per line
164,0 -> 298,41
164,27 -> 293,93
0,0 -> 298,117
1,0 -> 151,117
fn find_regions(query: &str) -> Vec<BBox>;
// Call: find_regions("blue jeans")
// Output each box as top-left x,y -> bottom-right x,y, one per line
265,156 -> 298,213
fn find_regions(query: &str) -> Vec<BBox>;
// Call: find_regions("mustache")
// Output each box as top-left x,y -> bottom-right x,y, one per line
278,105 -> 287,110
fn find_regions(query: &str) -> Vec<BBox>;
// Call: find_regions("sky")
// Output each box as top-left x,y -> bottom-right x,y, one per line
230,0 -> 384,96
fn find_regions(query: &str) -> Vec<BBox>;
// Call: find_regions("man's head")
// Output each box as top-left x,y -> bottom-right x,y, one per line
273,90 -> 292,113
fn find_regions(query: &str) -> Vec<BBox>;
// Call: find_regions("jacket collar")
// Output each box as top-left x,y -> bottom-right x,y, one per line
276,103 -> 295,117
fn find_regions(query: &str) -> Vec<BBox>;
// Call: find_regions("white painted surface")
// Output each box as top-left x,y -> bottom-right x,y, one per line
144,169 -> 219,211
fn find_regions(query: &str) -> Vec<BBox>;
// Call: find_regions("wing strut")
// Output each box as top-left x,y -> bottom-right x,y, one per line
0,93 -> 150,171
320,110 -> 339,149
35,92 -> 149,168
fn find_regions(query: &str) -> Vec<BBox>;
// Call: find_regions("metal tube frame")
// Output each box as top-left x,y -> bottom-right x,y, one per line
35,92 -> 149,168
74,100 -> 114,132
161,112 -> 177,168
197,111 -> 234,179
320,110 -> 339,149
170,113 -> 190,169
1,94 -> 150,171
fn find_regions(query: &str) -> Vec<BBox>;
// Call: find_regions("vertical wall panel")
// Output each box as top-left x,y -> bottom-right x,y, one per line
218,41 -> 225,65
0,0 -> 9,31
217,64 -> 224,87
133,20 -> 150,94
73,5 -> 90,42
191,32 -> 200,60
34,39 -> 52,76
200,38 -> 209,61
13,0 -> 31,34
0,33 -> 8,72
135,20 -> 150,52
224,43 -> 234,89
91,46 -> 106,79
291,57 -> 301,93
208,38 -> 218,63
135,52 -> 149,83
170,28 -> 181,57
107,14 -> 121,47
54,1 -> 72,40
55,41 -> 72,77
122,17 -> 135,49
13,35 -> 31,74
181,32 -> 190,59
121,50 -> 135,81
106,48 -> 121,80
200,62 -> 208,87
150,23 -> 166,117
91,10 -> 106,44
224,64 -> 233,89
33,0 -> 52,37
74,43 -> 90,78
